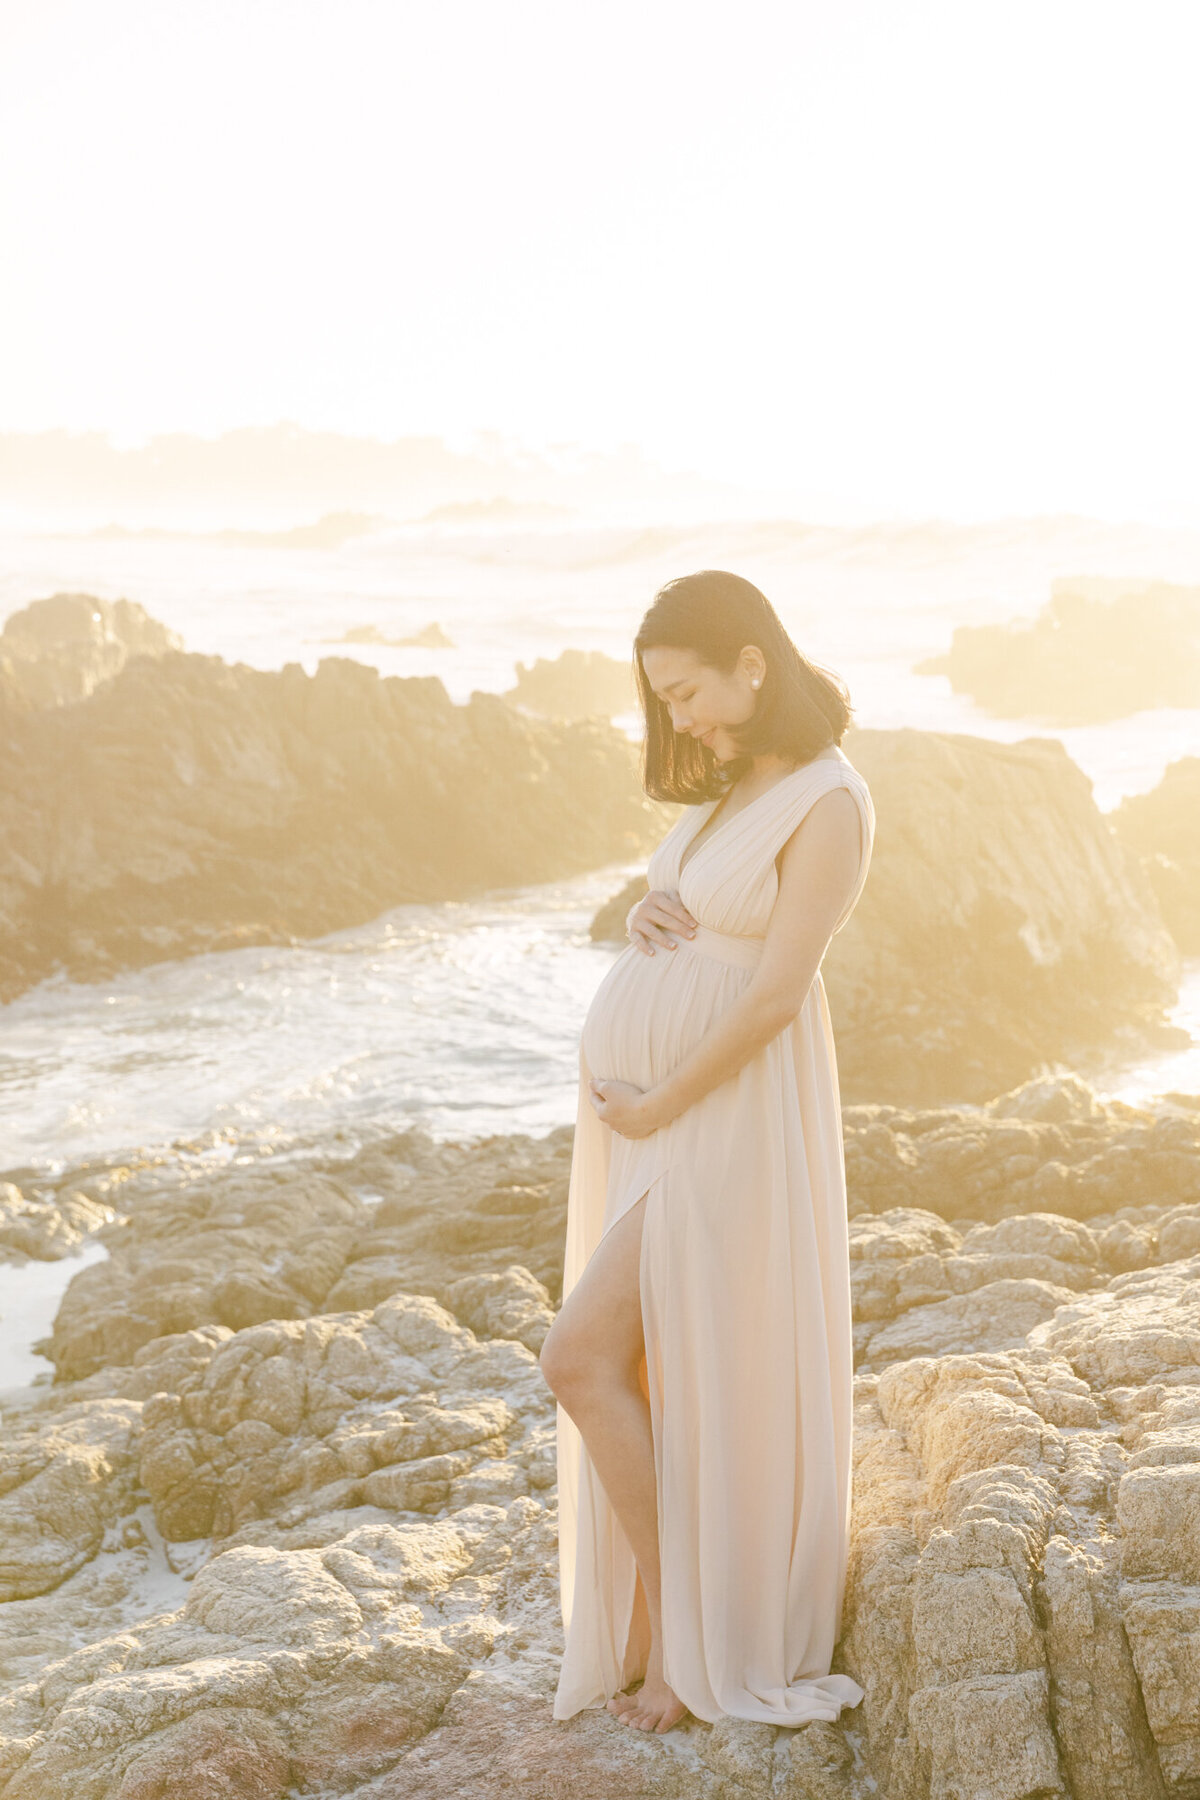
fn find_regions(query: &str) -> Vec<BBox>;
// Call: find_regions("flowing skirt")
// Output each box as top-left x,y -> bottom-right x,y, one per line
553,923 -> 866,1725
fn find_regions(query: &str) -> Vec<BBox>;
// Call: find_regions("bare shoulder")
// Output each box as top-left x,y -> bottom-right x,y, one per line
804,785 -> 860,824
776,786 -> 862,880
763,785 -> 866,971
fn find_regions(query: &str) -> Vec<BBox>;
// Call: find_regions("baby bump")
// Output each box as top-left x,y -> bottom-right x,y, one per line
581,939 -> 750,1089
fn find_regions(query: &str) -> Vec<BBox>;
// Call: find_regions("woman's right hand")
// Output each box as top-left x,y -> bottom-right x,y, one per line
626,889 -> 698,956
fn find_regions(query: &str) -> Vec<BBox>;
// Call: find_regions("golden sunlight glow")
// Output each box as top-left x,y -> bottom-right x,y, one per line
1,0 -> 1198,521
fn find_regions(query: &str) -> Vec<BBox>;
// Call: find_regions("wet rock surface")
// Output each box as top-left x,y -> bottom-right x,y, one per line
2,1079 -> 1200,1795
594,727 -> 1184,1105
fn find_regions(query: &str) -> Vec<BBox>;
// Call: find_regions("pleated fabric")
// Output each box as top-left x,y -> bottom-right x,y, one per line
553,744 -> 875,1726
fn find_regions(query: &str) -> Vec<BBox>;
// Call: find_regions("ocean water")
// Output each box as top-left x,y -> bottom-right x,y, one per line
0,1240 -> 109,1389
0,879 -> 1197,1181
0,871 -> 627,1170
1,513 -> 1199,1186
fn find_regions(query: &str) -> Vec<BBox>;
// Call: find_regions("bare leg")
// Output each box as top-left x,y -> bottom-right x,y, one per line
540,1194 -> 688,1733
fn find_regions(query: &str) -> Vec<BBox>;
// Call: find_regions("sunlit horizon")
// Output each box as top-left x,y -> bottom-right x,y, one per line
3,1 -> 1199,527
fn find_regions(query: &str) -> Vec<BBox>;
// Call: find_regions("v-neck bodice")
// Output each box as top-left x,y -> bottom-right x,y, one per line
675,748 -> 841,882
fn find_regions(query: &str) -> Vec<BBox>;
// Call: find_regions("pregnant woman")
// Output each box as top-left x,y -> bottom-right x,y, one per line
540,568 -> 875,1735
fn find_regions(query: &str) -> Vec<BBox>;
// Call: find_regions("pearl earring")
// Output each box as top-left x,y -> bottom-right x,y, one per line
751,679 -> 760,689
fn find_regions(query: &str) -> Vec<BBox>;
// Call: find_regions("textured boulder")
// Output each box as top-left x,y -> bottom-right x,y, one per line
134,1295 -> 545,1541
0,1510 -> 536,1799
0,1400 -> 142,1601
841,1195 -> 1200,1800
844,1082 -> 1200,1230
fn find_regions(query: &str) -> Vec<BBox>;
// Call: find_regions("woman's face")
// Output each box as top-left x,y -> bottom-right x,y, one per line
641,645 -> 759,761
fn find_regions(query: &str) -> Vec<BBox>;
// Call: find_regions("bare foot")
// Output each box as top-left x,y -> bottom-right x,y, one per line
605,1652 -> 688,1733
605,1686 -> 639,1720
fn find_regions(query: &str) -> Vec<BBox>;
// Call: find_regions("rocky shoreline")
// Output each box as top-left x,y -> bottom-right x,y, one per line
4,594 -> 1192,1111
4,587 -> 1200,1797
2,1081 -> 1199,1797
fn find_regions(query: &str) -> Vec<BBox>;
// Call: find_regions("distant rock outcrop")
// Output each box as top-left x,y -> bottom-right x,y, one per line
915,576 -> 1200,722
2,1081 -> 1200,1796
593,728 -> 1182,1105
1108,755 -> 1200,952
317,621 -> 454,649
502,649 -> 635,721
0,592 -> 182,709
0,650 -> 666,1000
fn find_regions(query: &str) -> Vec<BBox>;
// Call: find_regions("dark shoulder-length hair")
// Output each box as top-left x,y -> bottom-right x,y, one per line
632,569 -> 854,803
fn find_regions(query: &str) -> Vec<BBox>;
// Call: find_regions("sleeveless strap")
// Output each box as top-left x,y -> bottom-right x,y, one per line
758,764 -> 876,935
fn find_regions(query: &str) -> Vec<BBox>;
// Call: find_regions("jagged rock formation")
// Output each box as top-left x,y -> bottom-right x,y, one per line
0,593 -> 182,710
1109,756 -> 1200,953
502,648 -> 636,720
2,1084 -> 1200,1794
914,576 -> 1200,723
0,651 -> 667,1001
593,727 -> 1182,1105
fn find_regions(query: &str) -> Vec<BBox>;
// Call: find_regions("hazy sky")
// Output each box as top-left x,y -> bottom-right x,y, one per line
2,0 -> 1198,522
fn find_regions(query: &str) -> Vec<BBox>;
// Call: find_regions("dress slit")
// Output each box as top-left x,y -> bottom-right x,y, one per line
556,1167 -> 666,1706
614,1171 -> 668,1688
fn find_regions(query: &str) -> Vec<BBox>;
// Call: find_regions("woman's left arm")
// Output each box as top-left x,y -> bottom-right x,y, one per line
589,787 -> 864,1137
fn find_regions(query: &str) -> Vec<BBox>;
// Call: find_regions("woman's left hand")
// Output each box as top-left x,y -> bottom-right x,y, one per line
587,1077 -> 662,1138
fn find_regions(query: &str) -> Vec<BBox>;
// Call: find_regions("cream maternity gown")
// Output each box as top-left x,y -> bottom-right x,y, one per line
553,742 -> 875,1727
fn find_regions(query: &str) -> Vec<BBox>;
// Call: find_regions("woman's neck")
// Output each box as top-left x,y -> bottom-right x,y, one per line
739,752 -> 801,788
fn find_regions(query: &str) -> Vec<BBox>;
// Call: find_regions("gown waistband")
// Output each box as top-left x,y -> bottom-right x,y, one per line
684,923 -> 765,970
